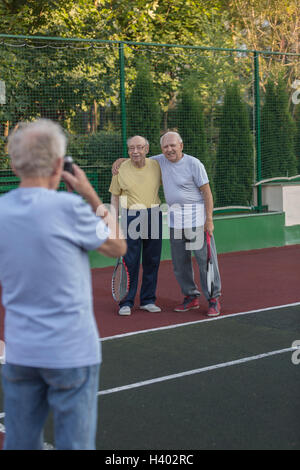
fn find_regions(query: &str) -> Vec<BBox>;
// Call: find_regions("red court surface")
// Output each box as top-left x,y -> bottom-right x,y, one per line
0,245 -> 300,341
92,244 -> 300,338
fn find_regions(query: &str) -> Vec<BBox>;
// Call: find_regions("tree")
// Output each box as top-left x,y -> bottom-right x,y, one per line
215,82 -> 253,207
0,1 -> 101,36
175,84 -> 213,188
261,78 -> 297,178
0,0 -> 239,141
0,1 -> 227,43
222,0 -> 300,54
294,105 -> 300,173
126,63 -> 161,155
221,0 -> 300,88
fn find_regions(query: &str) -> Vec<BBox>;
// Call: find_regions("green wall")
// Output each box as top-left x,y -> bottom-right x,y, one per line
285,224 -> 300,246
213,212 -> 286,253
89,211 -> 299,268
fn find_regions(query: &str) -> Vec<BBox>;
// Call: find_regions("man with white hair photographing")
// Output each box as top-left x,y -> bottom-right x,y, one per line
0,119 -> 126,450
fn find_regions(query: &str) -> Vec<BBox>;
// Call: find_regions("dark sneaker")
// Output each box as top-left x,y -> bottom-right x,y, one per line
174,296 -> 199,312
207,298 -> 221,317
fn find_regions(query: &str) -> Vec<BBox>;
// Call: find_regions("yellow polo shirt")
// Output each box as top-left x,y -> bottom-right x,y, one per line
109,159 -> 161,209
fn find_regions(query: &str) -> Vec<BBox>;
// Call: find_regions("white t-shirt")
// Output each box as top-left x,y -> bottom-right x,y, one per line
151,154 -> 209,228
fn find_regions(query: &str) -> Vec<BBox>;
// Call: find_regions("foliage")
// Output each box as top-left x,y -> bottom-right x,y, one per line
222,0 -> 300,54
215,82 -> 253,206
67,130 -> 122,165
175,83 -> 214,191
67,130 -> 122,203
261,78 -> 297,178
126,63 -> 161,155
221,0 -> 300,87
0,138 -> 9,169
0,1 -> 101,36
175,86 -> 207,155
0,0 -> 299,207
0,1 -> 228,43
294,105 -> 300,173
0,0 -> 235,131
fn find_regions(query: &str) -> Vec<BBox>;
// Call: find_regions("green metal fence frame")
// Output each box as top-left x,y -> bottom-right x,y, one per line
1,33 -> 300,212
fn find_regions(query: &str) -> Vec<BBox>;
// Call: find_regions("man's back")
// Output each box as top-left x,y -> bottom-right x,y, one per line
0,187 -> 108,368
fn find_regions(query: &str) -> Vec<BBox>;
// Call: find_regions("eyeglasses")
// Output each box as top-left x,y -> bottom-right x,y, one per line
128,145 -> 145,152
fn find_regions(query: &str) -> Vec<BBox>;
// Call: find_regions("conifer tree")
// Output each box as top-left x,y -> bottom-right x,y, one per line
261,79 -> 297,179
215,83 -> 253,207
126,63 -> 161,155
294,105 -> 300,173
176,87 -> 210,175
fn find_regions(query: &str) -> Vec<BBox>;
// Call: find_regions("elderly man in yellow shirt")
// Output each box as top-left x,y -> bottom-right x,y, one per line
109,135 -> 162,316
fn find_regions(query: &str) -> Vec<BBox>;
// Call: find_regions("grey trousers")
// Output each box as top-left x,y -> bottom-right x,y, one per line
169,227 -> 221,301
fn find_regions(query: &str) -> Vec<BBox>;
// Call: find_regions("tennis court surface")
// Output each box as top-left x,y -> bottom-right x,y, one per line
0,245 -> 300,450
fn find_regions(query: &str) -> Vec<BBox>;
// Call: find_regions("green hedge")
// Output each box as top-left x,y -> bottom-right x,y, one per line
67,130 -> 123,202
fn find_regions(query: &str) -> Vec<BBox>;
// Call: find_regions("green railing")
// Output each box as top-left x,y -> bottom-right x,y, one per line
0,167 -> 101,195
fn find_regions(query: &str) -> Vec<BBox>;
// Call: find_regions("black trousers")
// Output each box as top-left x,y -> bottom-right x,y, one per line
120,208 -> 162,308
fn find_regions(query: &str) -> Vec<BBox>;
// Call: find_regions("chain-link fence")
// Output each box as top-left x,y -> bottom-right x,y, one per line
0,34 -> 299,210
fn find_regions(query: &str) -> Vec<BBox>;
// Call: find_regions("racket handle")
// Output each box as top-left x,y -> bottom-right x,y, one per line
206,231 -> 212,260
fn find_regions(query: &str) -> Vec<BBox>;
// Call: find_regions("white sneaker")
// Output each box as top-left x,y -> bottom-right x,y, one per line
140,304 -> 161,313
118,306 -> 131,316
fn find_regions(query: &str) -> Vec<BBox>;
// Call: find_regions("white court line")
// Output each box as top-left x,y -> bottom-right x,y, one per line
101,301 -> 300,342
98,346 -> 298,396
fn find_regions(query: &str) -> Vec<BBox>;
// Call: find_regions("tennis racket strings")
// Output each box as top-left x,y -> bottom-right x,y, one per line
206,232 -> 214,297
112,257 -> 130,303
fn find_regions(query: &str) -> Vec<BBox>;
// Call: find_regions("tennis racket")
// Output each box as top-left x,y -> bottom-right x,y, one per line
111,256 -> 130,302
0,340 -> 5,364
206,232 -> 214,297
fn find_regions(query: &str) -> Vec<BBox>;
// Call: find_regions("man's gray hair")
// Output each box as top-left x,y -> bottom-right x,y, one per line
127,135 -> 149,147
8,119 -> 67,178
160,131 -> 183,146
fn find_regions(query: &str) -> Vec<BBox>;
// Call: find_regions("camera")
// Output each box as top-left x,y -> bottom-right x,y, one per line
63,155 -> 74,174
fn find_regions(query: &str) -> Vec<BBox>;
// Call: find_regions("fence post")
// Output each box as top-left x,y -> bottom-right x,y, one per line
119,41 -> 127,158
253,51 -> 262,211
